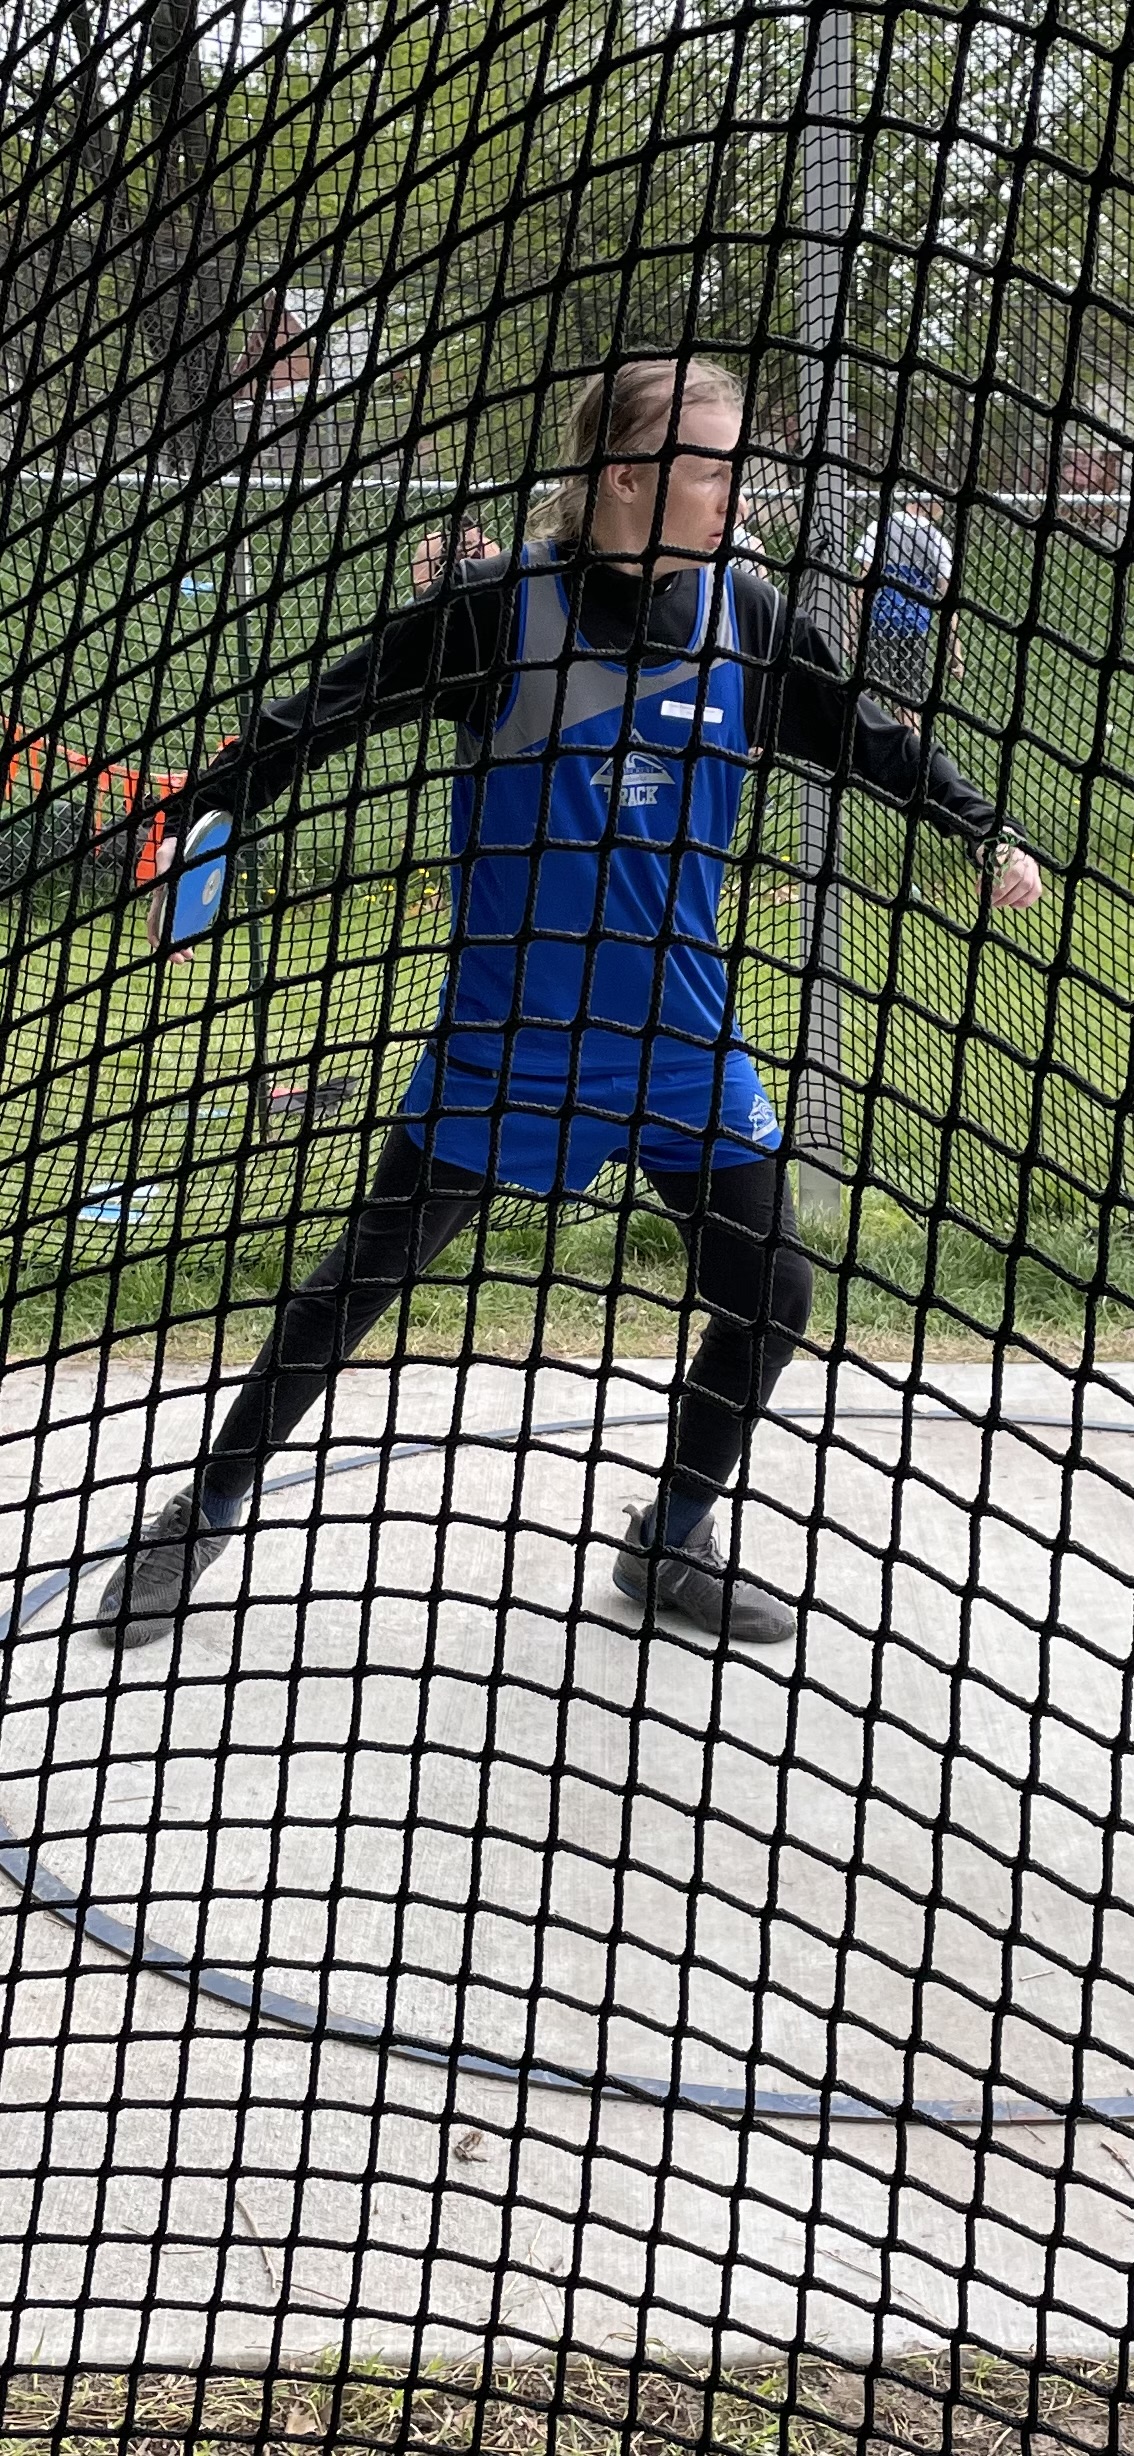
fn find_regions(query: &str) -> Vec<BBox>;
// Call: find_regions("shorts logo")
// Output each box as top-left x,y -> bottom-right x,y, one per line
202,866 -> 224,907
591,748 -> 673,808
748,1087 -> 778,1143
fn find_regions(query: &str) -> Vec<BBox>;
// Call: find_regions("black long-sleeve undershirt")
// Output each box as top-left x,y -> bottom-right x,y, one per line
162,552 -> 1004,851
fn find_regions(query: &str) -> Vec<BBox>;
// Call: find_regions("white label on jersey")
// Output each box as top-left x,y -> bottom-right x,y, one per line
660,701 -> 723,723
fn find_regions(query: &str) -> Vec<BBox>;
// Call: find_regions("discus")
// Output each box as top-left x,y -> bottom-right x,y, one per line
167,810 -> 232,945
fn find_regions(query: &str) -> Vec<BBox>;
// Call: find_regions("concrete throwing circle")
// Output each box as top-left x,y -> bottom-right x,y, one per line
2,1368 -> 1133,2122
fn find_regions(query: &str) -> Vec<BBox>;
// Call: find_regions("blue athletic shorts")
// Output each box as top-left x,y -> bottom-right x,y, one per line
400,1042 -> 782,1195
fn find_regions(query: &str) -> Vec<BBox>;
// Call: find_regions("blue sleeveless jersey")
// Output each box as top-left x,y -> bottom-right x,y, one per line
403,545 -> 782,1191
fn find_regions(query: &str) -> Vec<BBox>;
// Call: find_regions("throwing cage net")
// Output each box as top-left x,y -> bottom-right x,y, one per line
3,0 -> 1134,2437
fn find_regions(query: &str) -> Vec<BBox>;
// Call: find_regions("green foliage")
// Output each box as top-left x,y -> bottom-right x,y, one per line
11,0 -> 1128,486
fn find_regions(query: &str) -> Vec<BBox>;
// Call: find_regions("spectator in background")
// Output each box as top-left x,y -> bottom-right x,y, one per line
854,498 -> 964,728
411,517 -> 500,596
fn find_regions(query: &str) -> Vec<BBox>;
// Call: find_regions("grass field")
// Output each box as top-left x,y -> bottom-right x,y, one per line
3,474 -> 1134,1363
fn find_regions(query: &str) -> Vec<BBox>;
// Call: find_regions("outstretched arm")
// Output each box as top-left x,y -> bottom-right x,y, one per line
775,610 -> 1041,910
145,557 -> 516,955
160,557 -> 514,838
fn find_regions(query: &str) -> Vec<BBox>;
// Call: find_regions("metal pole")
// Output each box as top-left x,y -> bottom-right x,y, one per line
797,9 -> 850,1216
231,531 -> 272,1139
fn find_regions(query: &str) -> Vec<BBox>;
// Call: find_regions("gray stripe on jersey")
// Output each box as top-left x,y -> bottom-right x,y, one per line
457,549 -> 738,768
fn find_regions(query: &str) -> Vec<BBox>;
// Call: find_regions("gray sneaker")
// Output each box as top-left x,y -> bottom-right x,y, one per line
612,1502 -> 796,1647
94,1488 -> 234,1651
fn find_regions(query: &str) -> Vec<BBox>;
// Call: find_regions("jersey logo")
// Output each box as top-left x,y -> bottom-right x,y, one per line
591,746 -> 674,808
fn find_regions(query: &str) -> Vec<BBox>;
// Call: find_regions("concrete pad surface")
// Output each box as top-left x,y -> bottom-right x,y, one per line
0,1353 -> 1133,2368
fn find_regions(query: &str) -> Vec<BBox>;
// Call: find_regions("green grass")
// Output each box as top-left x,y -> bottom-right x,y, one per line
7,1164 -> 1134,1364
2,839 -> 1133,1362
3,480 -> 1134,1363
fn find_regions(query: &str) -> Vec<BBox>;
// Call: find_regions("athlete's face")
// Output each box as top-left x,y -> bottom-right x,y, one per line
597,401 -> 745,572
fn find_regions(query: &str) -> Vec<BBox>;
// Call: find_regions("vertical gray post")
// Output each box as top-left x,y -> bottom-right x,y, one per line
232,532 -> 272,1139
797,10 -> 851,1215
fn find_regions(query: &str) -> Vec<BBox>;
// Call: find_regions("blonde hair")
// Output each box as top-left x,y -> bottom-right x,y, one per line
528,355 -> 744,543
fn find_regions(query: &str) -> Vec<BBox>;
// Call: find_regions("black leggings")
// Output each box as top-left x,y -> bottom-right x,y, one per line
204,1121 -> 813,1511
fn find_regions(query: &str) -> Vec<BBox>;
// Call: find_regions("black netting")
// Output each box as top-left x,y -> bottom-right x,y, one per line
2,0 -> 1134,2437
